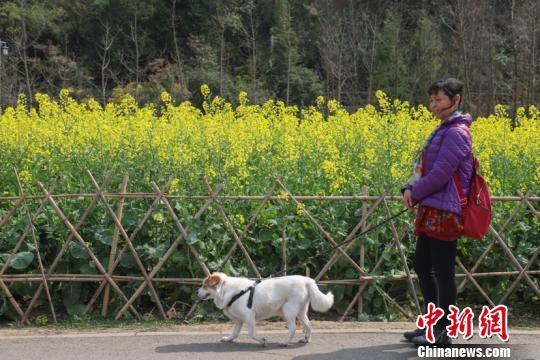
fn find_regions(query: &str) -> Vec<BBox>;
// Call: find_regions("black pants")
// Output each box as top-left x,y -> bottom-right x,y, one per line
413,234 -> 457,330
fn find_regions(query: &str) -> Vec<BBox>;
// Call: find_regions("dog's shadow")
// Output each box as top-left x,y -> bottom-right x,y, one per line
155,340 -> 418,358
155,340 -> 307,353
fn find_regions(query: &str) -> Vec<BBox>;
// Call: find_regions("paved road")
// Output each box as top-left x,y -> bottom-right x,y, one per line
0,329 -> 538,360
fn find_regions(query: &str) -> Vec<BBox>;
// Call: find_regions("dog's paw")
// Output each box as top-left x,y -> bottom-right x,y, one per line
260,338 -> 267,347
298,337 -> 310,343
221,336 -> 235,343
278,341 -> 290,347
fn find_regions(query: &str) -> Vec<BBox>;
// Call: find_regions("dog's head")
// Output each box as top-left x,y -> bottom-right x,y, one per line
197,272 -> 226,301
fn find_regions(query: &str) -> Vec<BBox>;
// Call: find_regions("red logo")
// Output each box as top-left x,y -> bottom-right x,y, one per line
416,304 -> 509,342
479,305 -> 509,342
446,305 -> 474,340
416,302 -> 444,343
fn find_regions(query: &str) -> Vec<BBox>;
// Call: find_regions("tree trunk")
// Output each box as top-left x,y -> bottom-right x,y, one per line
249,5 -> 257,96
132,13 -> 140,101
21,15 -> 33,106
171,0 -> 185,94
511,0 -> 518,121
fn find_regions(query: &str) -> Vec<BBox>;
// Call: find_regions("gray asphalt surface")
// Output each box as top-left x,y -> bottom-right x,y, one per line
0,330 -> 538,360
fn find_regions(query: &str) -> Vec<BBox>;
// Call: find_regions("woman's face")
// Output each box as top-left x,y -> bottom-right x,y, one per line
429,90 -> 460,120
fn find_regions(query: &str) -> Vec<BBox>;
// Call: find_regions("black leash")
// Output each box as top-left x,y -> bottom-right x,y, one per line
184,202 -> 414,320
266,205 -> 413,279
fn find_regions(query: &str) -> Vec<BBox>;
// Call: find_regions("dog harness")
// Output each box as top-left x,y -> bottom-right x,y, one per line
226,279 -> 261,309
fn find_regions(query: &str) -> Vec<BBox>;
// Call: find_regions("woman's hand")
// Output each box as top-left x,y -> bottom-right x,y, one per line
403,189 -> 414,210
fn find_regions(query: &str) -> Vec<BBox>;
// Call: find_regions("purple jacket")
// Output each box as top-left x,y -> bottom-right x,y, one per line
403,113 -> 474,215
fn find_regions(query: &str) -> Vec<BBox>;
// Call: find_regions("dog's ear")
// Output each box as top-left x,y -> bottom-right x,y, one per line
204,273 -> 222,288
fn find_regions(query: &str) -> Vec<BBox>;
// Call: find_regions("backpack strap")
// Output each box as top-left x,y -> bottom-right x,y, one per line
449,124 -> 473,209
453,173 -> 467,209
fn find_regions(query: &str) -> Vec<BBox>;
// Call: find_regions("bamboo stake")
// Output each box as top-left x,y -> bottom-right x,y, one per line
315,192 -> 385,281
113,183 -> 224,320
498,199 -> 540,304
14,169 -> 57,323
339,224 -> 410,321
457,197 -> 527,292
0,179 -> 536,323
275,179 -> 406,319
524,199 -> 540,219
1,178 -> 60,275
151,182 -> 210,276
0,199 -> 22,230
456,257 -> 495,307
489,225 -> 540,297
383,199 -> 421,315
1,270 -> 538,283
84,177 -> 175,314
203,178 -> 261,278
0,280 -> 28,325
23,174 -> 126,322
2,194 -> 537,202
277,179 -> 366,276
216,178 -> 279,272
0,177 -> 59,325
87,171 -> 166,319
499,246 -> 540,304
36,181 -> 141,320
102,173 -> 128,317
358,186 -> 368,316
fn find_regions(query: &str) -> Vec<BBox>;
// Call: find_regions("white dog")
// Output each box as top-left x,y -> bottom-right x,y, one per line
197,272 -> 334,346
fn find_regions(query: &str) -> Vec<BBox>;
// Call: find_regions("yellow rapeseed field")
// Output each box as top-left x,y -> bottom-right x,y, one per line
0,87 -> 538,196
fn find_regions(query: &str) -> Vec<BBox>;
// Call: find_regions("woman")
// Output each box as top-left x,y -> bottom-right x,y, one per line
402,78 -> 473,346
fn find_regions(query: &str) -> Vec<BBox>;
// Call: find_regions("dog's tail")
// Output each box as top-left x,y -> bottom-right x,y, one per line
307,279 -> 334,312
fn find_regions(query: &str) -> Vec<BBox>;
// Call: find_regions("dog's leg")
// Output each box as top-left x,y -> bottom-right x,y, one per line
298,302 -> 312,343
279,303 -> 299,346
221,321 -> 243,343
246,314 -> 266,346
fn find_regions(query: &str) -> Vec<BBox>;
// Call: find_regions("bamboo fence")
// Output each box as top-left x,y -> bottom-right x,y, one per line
0,170 -> 538,323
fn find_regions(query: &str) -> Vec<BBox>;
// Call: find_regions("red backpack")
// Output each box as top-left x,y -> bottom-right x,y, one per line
452,126 -> 492,239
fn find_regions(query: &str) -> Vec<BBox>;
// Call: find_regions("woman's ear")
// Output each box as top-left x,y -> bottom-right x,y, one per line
454,94 -> 462,110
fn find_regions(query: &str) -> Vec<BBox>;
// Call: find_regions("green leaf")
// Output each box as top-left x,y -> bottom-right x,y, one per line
185,218 -> 203,245
63,283 -> 81,306
69,242 -> 89,259
258,229 -> 274,242
94,230 -> 113,246
10,252 -> 34,270
80,261 -> 98,274
186,230 -> 198,245
65,302 -> 85,316
0,253 -> 10,268
119,253 -> 136,268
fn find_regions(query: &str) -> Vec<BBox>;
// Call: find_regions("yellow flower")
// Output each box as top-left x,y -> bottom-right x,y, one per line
160,91 -> 172,104
18,170 -> 32,184
169,178 -> 180,194
296,203 -> 305,216
200,84 -> 210,98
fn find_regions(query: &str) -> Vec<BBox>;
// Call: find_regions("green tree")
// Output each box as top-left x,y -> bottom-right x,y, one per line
373,7 -> 409,100
411,9 -> 443,102
270,0 -> 321,105
0,0 -> 65,105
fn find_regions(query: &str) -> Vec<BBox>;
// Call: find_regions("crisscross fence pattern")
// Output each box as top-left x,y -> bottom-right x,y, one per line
0,170 -> 538,324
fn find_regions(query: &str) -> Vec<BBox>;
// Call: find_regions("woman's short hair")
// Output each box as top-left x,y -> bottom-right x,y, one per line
428,78 -> 464,106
